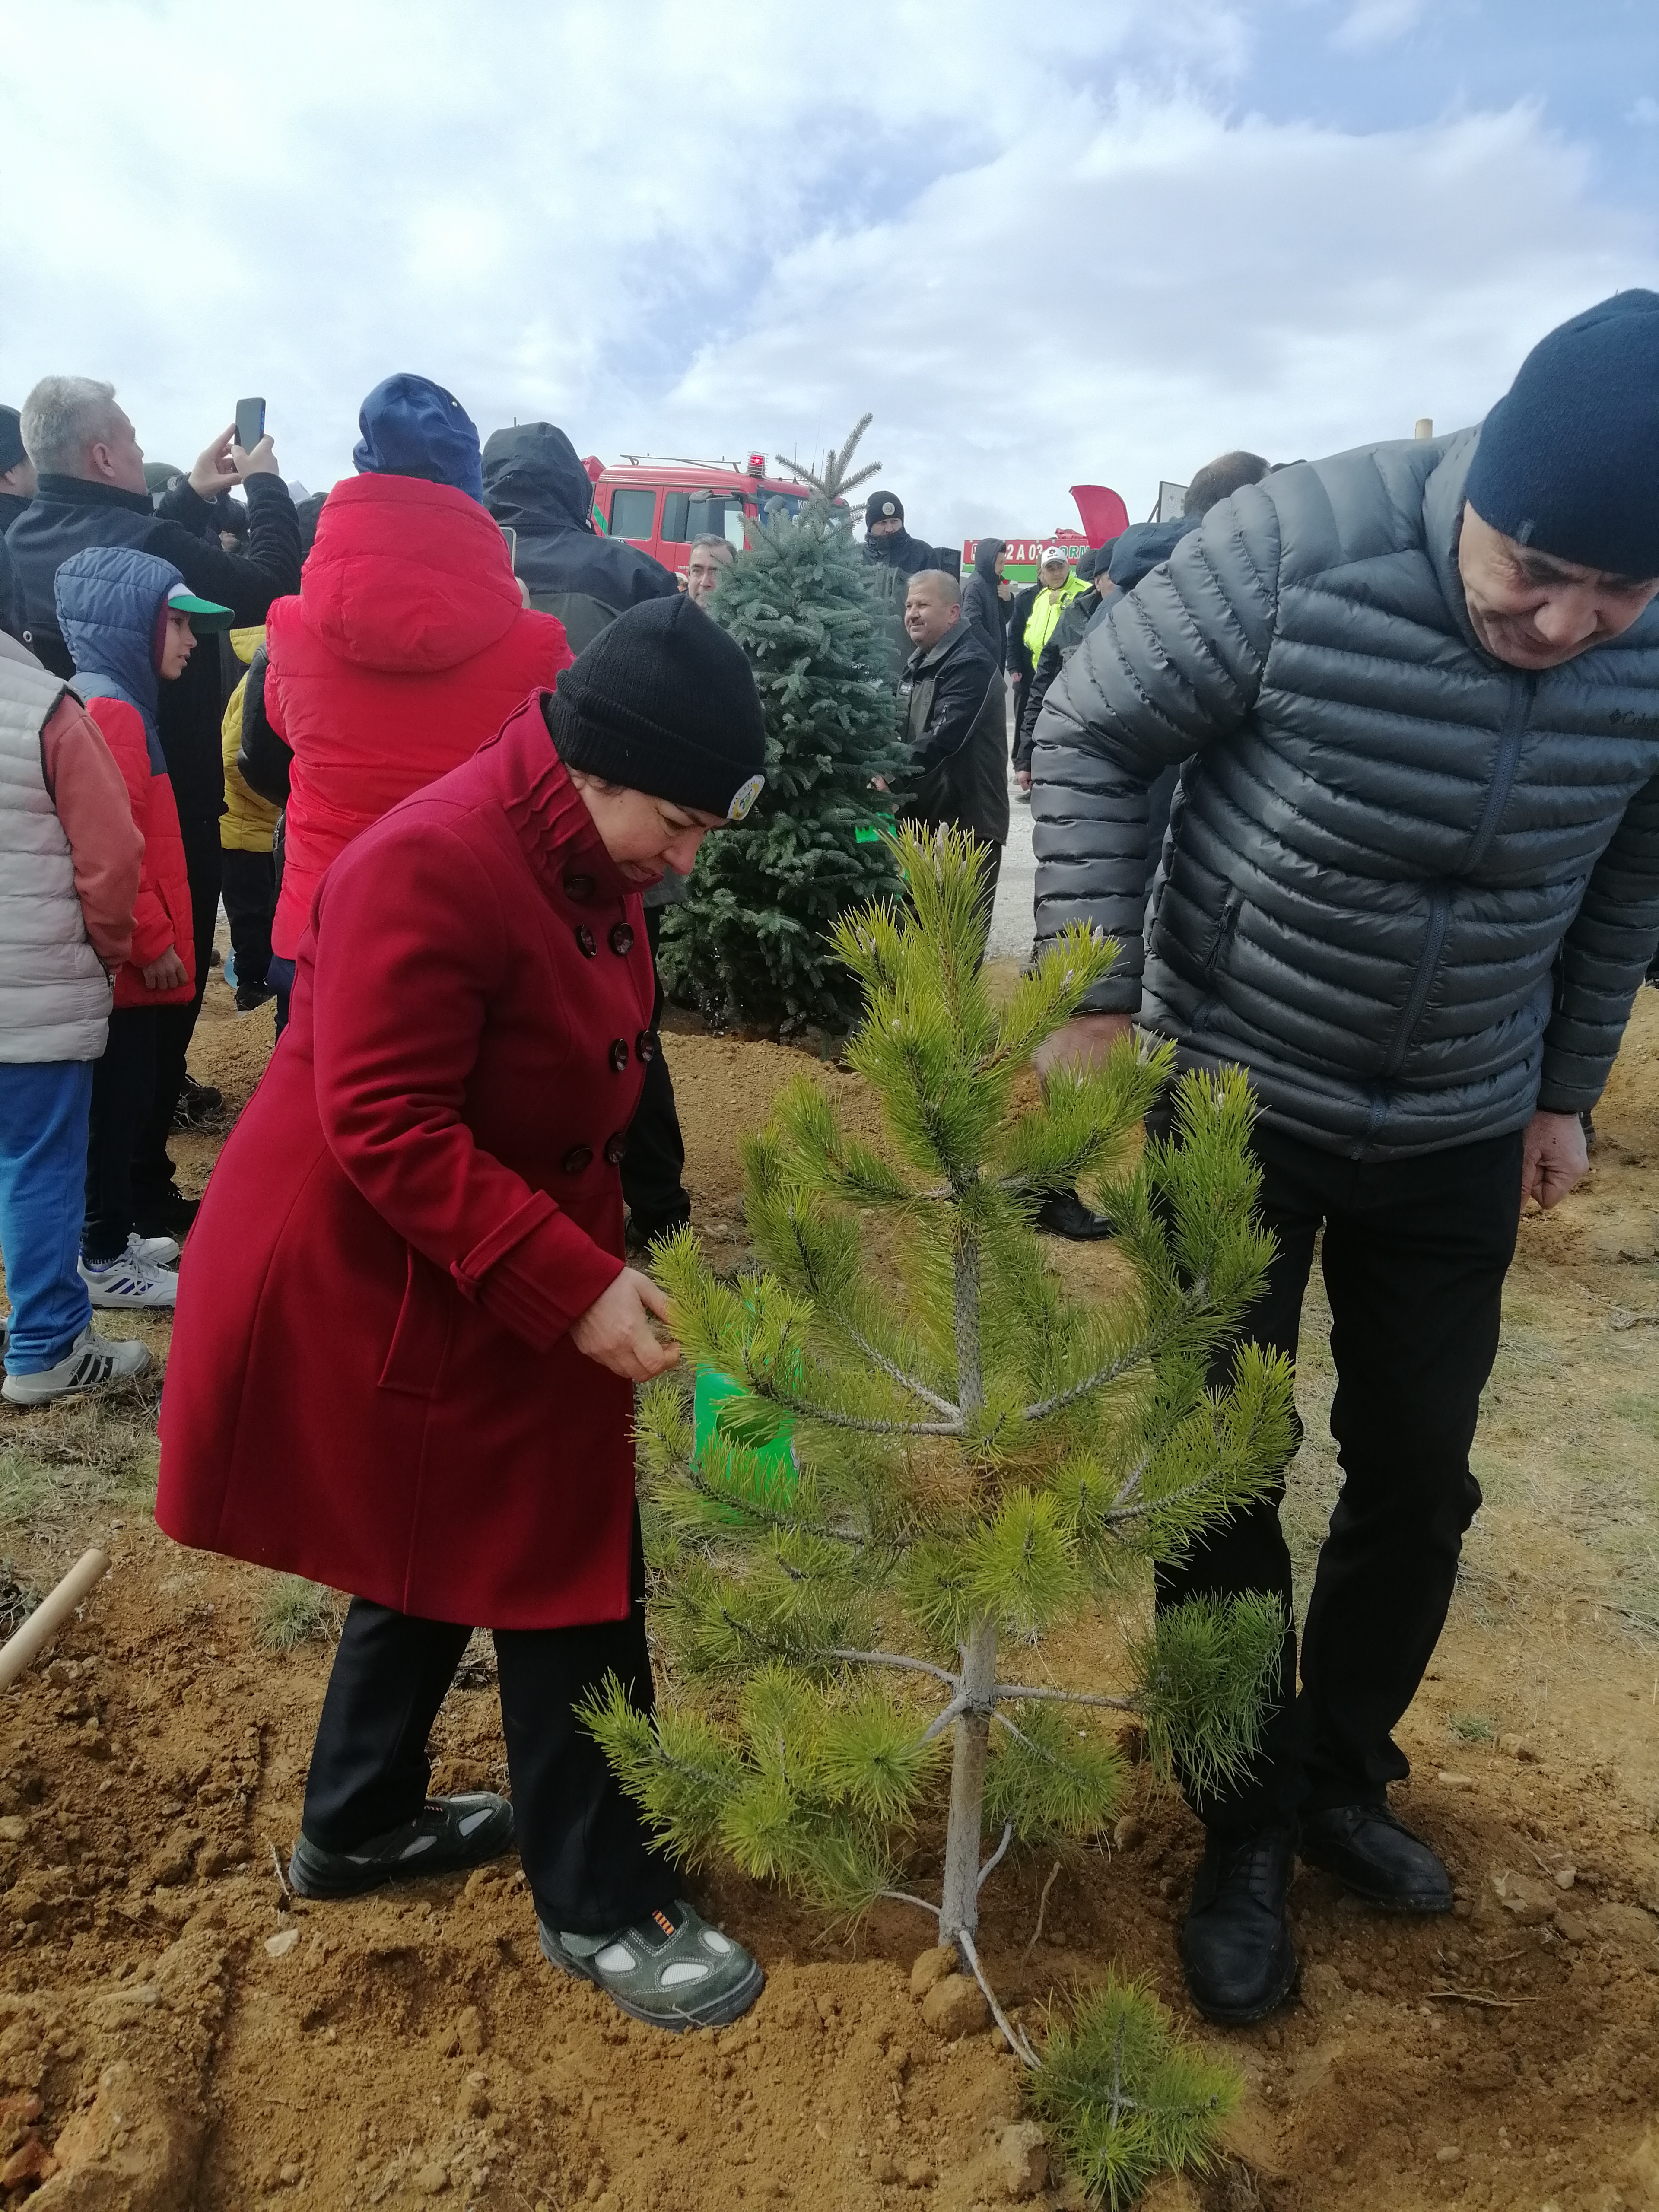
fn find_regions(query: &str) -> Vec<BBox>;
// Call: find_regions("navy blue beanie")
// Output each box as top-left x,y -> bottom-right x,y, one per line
352,374 -> 483,503
1464,290 -> 1659,578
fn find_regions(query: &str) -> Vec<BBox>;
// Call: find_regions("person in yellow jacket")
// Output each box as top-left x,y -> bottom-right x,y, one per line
219,627 -> 280,1013
1020,546 -> 1089,669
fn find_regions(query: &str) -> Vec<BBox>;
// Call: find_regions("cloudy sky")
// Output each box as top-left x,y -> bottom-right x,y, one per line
5,0 -> 1657,548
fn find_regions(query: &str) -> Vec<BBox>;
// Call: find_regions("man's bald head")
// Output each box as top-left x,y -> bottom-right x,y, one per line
903,568 -> 963,650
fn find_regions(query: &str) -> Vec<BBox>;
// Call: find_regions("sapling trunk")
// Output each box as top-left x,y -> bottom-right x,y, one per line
939,1612 -> 995,1942
940,1217 -> 992,1946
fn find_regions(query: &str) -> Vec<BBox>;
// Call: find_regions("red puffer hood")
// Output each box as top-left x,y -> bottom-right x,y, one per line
297,473 -> 521,674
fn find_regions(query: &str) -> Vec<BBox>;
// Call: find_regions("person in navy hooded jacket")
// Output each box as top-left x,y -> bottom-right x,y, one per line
54,546 -> 234,1308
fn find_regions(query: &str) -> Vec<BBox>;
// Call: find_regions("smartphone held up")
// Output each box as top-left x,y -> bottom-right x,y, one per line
234,397 -> 266,452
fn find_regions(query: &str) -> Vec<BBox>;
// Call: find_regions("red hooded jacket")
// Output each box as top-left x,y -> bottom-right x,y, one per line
266,472 -> 572,957
83,697 -> 195,1009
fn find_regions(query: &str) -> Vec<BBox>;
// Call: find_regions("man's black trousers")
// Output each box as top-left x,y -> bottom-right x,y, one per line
620,907 -> 691,1243
1154,1119 -> 1523,1835
134,817 -> 221,1198
220,847 -> 275,995
302,1512 -> 676,1934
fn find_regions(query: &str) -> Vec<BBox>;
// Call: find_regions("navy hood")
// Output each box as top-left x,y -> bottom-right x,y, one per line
353,375 -> 483,504
54,543 -> 181,760
481,423 -> 596,534
1107,515 -> 1199,593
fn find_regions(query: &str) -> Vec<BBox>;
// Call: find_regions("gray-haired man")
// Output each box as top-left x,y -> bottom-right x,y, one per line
7,378 -> 301,1238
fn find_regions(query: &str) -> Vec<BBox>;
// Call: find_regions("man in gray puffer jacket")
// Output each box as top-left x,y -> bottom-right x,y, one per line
1031,291 -> 1659,2024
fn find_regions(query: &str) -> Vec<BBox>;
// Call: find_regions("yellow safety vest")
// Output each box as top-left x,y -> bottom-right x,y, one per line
1021,574 -> 1089,665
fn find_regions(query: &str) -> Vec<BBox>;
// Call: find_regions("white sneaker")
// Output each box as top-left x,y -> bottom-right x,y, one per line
127,1230 -> 180,1267
2,1326 -> 151,1405
78,1252 -> 178,1309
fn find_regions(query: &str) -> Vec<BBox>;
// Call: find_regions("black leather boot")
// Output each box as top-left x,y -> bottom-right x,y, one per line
1181,1823 -> 1298,2024
1300,1801 -> 1453,1912
1034,1189 -> 1116,1241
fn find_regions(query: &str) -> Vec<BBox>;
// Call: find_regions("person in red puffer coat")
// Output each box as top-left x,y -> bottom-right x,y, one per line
54,544 -> 236,1309
266,374 -> 572,970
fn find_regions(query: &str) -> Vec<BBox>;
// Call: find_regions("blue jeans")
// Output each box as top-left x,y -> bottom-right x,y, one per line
0,1061 -> 95,1375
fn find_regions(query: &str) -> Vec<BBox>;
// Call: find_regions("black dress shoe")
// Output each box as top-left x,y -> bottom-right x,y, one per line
1300,1802 -> 1453,1912
132,1184 -> 201,1239
1034,1189 -> 1116,1241
170,1074 -> 224,1131
1181,1823 -> 1298,2024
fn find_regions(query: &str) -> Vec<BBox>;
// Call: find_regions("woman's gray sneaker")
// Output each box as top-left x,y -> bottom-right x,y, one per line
540,1898 -> 763,2031
289,1792 -> 514,1899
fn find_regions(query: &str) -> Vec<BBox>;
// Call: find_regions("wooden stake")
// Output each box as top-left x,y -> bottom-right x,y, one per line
0,1551 -> 109,1692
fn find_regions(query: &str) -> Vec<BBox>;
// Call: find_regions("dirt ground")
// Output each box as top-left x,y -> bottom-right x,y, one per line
0,962 -> 1657,2211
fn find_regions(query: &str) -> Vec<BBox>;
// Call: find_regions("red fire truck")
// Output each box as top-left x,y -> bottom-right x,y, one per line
586,452 -> 826,582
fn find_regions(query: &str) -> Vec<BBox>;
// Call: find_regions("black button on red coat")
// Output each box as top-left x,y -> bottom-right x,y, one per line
563,873 -> 595,903
561,1145 -> 593,1174
635,1030 -> 656,1063
575,925 -> 597,958
609,923 -> 635,957
604,1133 -> 628,1166
609,1039 -> 629,1072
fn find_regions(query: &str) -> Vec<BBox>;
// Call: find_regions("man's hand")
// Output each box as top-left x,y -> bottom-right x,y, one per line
1016,769 -> 1032,792
189,425 -> 279,499
570,1267 -> 680,1382
871,774 -> 889,792
188,427 -> 241,501
141,948 -> 188,992
234,432 -> 279,480
1520,1109 -> 1589,1214
1032,1011 -> 1134,1084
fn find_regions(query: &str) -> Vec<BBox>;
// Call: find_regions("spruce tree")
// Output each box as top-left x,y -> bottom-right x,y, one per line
588,830 -> 1295,2190
658,417 -> 905,1034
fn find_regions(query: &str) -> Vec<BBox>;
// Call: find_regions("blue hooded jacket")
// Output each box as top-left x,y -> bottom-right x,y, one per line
54,544 -> 181,773
353,375 -> 484,504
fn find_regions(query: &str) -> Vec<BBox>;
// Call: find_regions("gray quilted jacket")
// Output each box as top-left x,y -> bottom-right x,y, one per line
1031,430 -> 1659,1159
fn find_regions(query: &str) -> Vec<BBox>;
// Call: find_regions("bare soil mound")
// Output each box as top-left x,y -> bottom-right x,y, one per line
0,969 -> 1656,2209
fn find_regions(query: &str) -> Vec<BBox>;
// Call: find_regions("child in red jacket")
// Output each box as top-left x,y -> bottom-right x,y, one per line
54,547 -> 233,1308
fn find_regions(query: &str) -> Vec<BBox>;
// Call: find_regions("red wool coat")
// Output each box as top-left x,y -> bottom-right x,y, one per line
265,471 -> 572,959
156,697 -> 656,1628
83,696 -> 195,1007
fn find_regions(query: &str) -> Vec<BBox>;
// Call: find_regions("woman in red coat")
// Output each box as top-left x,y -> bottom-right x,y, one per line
158,597 -> 769,2030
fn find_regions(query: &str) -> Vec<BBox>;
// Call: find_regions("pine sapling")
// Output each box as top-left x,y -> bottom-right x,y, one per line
587,828 -> 1294,2183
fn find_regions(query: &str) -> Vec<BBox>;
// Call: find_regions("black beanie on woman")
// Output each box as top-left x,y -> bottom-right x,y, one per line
543,596 -> 768,821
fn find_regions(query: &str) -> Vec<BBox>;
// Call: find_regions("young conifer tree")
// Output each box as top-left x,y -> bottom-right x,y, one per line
588,830 -> 1294,2173
658,416 -> 905,1033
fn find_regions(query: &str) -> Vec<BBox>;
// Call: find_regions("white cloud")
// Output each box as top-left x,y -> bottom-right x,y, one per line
2,1 -> 1654,553
1330,0 -> 1426,51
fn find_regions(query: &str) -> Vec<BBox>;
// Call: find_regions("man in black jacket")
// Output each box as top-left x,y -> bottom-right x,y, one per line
0,408 -> 35,636
894,571 -> 1008,934
8,377 -> 301,1233
482,420 -> 686,1245
1031,304 -> 1659,2026
481,424 -> 677,652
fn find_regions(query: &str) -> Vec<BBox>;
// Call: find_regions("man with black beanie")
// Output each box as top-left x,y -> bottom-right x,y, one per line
1032,289 -> 1659,2028
862,489 -> 941,579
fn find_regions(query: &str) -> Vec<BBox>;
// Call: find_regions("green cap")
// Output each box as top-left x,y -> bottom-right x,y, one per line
166,582 -> 234,634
